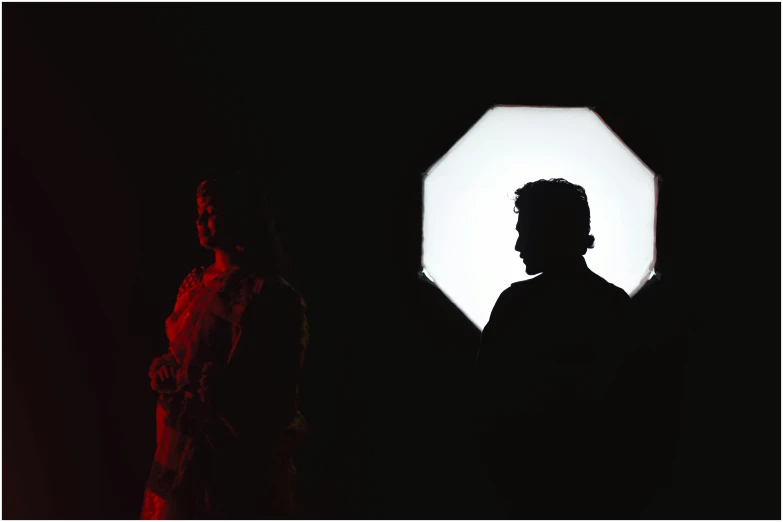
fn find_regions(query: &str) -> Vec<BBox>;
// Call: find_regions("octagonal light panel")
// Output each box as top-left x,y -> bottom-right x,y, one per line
423,106 -> 657,330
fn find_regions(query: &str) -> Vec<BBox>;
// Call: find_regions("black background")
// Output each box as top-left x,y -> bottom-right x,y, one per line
3,4 -> 780,519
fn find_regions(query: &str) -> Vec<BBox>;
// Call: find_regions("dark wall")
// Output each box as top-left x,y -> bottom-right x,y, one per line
4,5 -> 780,519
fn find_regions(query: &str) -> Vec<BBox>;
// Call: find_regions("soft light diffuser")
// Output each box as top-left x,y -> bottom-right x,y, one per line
422,106 -> 657,330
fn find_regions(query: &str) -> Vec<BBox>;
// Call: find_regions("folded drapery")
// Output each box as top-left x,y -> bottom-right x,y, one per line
141,267 -> 308,520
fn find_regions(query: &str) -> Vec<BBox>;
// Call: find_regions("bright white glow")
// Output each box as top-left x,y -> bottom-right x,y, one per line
421,267 -> 436,284
423,106 -> 657,330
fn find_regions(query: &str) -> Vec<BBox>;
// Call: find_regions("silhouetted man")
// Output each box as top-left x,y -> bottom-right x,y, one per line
474,179 -> 633,519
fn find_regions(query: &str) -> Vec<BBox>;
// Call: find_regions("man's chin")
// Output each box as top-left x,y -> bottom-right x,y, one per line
523,262 -> 543,276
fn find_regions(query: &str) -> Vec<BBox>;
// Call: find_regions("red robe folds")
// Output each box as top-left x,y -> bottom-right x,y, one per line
141,266 -> 308,519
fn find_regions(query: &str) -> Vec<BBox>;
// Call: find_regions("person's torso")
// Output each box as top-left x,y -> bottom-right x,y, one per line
164,266 -> 264,385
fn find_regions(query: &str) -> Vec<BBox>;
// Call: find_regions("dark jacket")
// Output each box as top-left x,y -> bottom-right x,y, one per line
474,256 -> 634,519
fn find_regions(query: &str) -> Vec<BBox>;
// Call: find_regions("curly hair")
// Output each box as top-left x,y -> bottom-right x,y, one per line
514,178 -> 596,254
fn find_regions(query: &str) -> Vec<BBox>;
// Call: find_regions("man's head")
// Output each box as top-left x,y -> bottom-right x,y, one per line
514,178 -> 595,275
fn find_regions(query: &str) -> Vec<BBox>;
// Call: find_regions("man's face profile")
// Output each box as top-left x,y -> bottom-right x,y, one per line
515,210 -> 544,276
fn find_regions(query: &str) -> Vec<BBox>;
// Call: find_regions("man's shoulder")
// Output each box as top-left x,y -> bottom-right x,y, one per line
504,271 -> 630,305
505,275 -> 545,296
588,272 -> 631,302
494,276 -> 545,306
497,271 -> 629,303
509,274 -> 544,289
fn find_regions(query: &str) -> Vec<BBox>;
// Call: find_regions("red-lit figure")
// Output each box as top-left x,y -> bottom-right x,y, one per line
141,174 -> 308,519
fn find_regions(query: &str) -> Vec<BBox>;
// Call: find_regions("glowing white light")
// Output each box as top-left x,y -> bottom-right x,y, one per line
423,106 -> 657,330
421,267 -> 436,284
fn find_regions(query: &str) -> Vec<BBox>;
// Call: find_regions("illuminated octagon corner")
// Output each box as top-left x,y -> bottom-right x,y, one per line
422,106 -> 658,330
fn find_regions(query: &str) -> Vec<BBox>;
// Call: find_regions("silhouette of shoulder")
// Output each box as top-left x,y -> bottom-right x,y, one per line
492,270 -> 628,315
491,276 -> 545,310
587,271 -> 631,302
506,274 -> 545,295
509,276 -> 543,290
